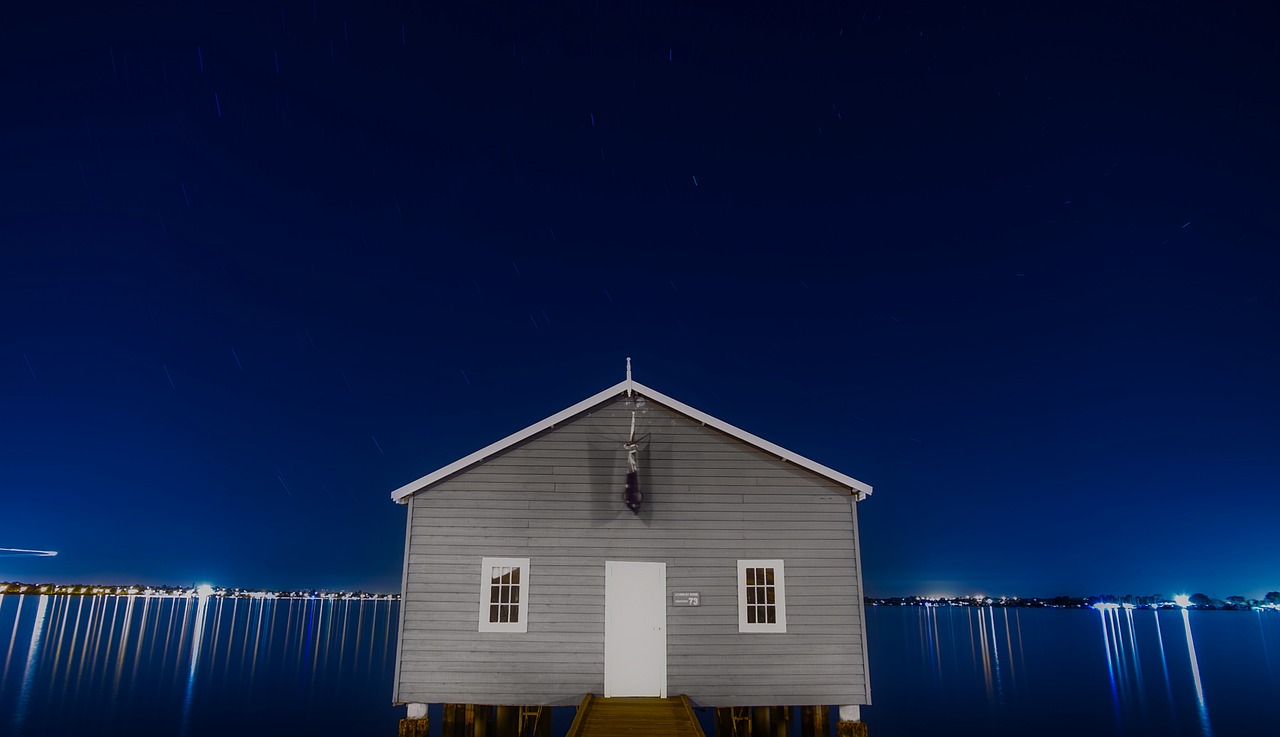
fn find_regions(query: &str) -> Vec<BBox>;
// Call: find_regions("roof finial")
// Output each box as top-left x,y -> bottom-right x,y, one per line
626,356 -> 633,396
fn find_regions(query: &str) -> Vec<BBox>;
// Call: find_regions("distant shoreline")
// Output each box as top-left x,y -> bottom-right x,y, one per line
6,582 -> 1276,611
0,581 -> 398,600
868,594 -> 1280,611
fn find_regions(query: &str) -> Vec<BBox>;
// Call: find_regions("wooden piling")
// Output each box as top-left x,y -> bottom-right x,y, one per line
750,706 -> 772,737
398,717 -> 430,737
835,720 -> 869,737
771,707 -> 789,737
495,706 -> 517,736
800,706 -> 831,737
716,707 -> 740,736
518,705 -> 551,737
471,704 -> 494,737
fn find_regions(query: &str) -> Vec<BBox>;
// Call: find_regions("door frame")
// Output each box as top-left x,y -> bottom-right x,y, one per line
603,560 -> 667,698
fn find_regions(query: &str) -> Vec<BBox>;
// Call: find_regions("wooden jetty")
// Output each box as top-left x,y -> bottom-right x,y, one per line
566,695 -> 704,737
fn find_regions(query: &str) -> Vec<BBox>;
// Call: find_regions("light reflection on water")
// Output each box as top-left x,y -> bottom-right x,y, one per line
868,605 -> 1280,737
0,593 -> 399,736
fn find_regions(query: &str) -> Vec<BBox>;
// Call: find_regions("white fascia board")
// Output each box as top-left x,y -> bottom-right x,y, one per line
630,381 -> 873,500
390,380 -> 632,503
390,378 -> 873,503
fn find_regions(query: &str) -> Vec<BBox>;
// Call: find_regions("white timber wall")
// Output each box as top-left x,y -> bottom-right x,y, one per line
395,394 -> 868,707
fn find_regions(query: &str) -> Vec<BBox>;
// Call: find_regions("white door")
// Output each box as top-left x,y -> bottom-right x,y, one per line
604,561 -> 667,697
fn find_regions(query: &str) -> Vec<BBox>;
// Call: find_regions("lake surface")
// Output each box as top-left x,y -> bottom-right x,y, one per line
2,594 -> 1278,736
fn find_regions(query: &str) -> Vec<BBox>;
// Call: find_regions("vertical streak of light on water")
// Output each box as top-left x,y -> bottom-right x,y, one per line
238,599 -> 251,683
2,595 -> 24,688
1001,608 -> 1016,687
13,595 -> 49,736
267,599 -> 281,676
932,606 -> 943,687
966,608 -> 976,679
988,607 -> 1003,705
1124,608 -> 1146,706
283,600 -> 296,674
1113,609 -> 1132,701
949,607 -> 959,675
1014,609 -> 1027,681
1181,609 -> 1212,736
222,598 -> 238,692
920,607 -> 930,678
365,600 -> 375,673
251,600 -> 267,687
355,601 -> 366,673
1099,607 -> 1120,725
385,600 -> 395,663
67,597 -> 90,701
180,592 -> 211,736
977,607 -> 992,701
210,598 -> 223,677
111,597 -> 136,710
130,598 -> 151,688
160,598 -> 179,679
174,597 -> 195,693
1153,609 -> 1175,723
93,597 -> 120,705
320,600 -> 335,681
338,600 -> 350,673
310,600 -> 324,690
45,598 -> 71,711
300,599 -> 314,677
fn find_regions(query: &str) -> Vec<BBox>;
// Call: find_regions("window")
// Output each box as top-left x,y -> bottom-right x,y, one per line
737,559 -> 786,633
478,557 -> 529,633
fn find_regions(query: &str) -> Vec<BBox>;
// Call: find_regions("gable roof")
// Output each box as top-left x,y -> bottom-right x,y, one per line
390,378 -> 873,503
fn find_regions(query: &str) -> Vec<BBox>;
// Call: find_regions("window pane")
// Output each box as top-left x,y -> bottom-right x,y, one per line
511,607 -> 519,623
499,606 -> 510,623
766,608 -> 776,624
746,568 -> 755,585
766,588 -> 775,605
747,606 -> 757,624
510,587 -> 520,604
765,568 -> 774,586
490,587 -> 499,603
500,585 -> 510,604
511,567 -> 520,585
747,588 -> 756,605
489,605 -> 500,622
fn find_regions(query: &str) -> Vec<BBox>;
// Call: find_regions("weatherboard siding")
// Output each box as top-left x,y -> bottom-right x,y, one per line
395,395 -> 868,707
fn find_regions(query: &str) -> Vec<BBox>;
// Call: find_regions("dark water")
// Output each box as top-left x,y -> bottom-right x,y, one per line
864,604 -> 1280,736
3,594 -> 1278,736
0,593 -> 400,737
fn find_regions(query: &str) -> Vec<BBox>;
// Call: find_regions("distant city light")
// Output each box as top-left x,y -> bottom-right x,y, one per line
196,584 -> 215,599
1174,594 -> 1192,608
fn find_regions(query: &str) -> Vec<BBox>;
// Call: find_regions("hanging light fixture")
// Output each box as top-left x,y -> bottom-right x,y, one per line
622,409 -> 642,513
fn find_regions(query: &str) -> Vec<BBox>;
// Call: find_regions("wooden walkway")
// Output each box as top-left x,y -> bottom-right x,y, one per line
566,695 -> 705,737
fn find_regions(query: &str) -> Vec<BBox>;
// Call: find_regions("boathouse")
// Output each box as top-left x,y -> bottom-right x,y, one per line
391,364 -> 873,736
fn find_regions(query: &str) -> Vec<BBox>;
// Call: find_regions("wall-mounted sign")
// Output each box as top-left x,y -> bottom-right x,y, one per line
672,591 -> 700,607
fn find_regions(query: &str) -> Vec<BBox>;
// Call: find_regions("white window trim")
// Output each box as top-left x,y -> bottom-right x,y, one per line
737,559 -> 787,633
478,557 -> 530,633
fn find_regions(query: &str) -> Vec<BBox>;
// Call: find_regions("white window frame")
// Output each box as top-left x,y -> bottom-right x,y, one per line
737,559 -> 787,633
478,557 -> 530,633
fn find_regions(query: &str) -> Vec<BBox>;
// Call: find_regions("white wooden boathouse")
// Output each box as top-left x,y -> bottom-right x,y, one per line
391,364 -> 874,736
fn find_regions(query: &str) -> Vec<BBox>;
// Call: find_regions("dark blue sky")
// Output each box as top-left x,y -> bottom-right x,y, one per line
2,1 -> 1277,598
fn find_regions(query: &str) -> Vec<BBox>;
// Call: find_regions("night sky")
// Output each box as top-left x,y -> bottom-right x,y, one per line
3,1 -> 1277,598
